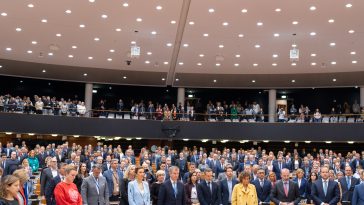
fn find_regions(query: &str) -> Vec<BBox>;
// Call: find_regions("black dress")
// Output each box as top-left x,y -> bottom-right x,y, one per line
120,178 -> 131,205
150,182 -> 162,205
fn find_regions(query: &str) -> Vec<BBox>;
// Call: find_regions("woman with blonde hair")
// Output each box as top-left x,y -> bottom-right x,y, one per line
12,169 -> 28,205
0,175 -> 21,205
120,165 -> 136,205
232,172 -> 258,205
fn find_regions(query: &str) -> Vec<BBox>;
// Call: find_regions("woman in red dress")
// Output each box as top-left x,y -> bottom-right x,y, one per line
54,165 -> 82,205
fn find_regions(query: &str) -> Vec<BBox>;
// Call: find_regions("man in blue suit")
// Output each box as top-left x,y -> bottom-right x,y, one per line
339,166 -> 359,203
252,168 -> 272,203
103,159 -> 123,201
198,168 -> 221,205
273,156 -> 287,180
219,167 -> 238,205
352,171 -> 364,205
45,163 -> 66,205
157,166 -> 185,205
311,166 -> 340,205
292,169 -> 308,199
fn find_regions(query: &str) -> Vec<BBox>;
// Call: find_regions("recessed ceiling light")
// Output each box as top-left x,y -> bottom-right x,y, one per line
275,8 -> 281,12
253,63 -> 258,67
5,47 -> 12,51
197,63 -> 202,66
208,8 -> 215,13
166,43 -> 172,47
28,4 -> 34,8
56,33 -> 62,37
101,14 -> 108,19
328,19 -> 335,23
189,21 -> 195,25
27,50 -> 32,54
346,3 -> 352,8
234,63 -> 239,67
88,56 -> 93,60
170,20 -> 176,24
355,86 -> 358,89
352,60 -> 357,64
257,22 -> 263,26
15,27 -> 22,32
331,61 -> 336,65
218,44 -> 224,48
107,58 -> 112,61
310,32 -> 316,36
238,34 -> 244,38
123,76 -> 127,79
156,5 -> 162,10
162,78 -> 166,81
183,44 -> 189,47
41,19 -> 47,23
235,54 -> 240,58
145,60 -> 150,64
350,51 -> 356,55
291,62 -> 297,66
252,80 -> 256,83
65,10 -> 72,14
348,30 -> 355,34
329,42 -> 336,47
222,22 -> 229,26
292,44 -> 297,47
272,63 -> 277,66
311,62 -> 317,66
163,61 -> 168,65
131,41 -> 136,44
146,51 -> 152,55
151,31 -> 157,35
215,63 -> 221,66
83,73 -> 88,76
72,45 -> 77,49
42,69 -> 46,73
311,53 -> 317,57
179,62 -> 184,65
332,78 -> 337,82
241,9 -> 248,13
136,18 -> 142,22
94,37 -> 100,41
309,6 -> 316,11
291,79 -> 296,83
0,65 -> 2,68
79,24 -> 85,28
123,2 -> 129,7
109,49 -> 115,53
203,33 -> 209,37
89,0 -> 95,2
115,28 -> 122,32
31,41 -> 37,44
199,54 -> 204,57
272,54 -> 278,58
255,44 -> 261,48
1,12 -> 8,16
48,52 -> 53,56
273,33 -> 280,37
292,21 -> 299,25
68,55 -> 74,58
213,79 -> 217,83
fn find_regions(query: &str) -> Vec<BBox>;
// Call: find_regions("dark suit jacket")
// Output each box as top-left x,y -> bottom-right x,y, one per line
252,178 -> 272,202
272,162 -> 287,179
311,179 -> 340,205
220,178 -> 238,205
175,158 -> 188,173
352,183 -> 364,205
339,176 -> 359,202
45,175 -> 61,205
197,180 -> 221,205
40,167 -> 55,196
293,177 -> 308,198
270,180 -> 301,205
184,183 -> 199,205
157,179 -> 185,205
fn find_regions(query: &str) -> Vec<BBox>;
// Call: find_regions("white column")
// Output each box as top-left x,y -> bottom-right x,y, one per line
85,83 -> 93,117
268,89 -> 277,122
177,87 -> 185,107
360,86 -> 364,107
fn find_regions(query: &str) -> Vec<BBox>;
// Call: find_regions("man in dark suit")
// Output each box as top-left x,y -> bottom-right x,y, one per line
352,171 -> 364,205
311,166 -> 340,205
292,169 -> 309,199
175,152 -> 188,178
45,163 -> 66,205
182,162 -> 196,183
0,154 -> 7,176
338,166 -> 359,203
220,167 -> 238,205
40,157 -> 58,198
271,168 -> 300,205
252,168 -> 272,203
4,151 -> 19,176
157,166 -> 185,205
273,156 -> 287,180
197,168 -> 221,205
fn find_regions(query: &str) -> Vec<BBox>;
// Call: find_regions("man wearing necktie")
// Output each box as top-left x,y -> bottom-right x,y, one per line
197,168 -> 221,205
271,168 -> 300,205
339,166 -> 359,203
157,166 -> 185,205
45,163 -> 67,205
252,168 -> 272,203
81,164 -> 109,205
220,167 -> 239,205
311,166 -> 340,205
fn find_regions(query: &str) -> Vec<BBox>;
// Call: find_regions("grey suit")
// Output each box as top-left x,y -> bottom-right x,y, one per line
81,175 -> 109,205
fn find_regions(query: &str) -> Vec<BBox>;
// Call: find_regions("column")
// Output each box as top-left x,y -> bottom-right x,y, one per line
361,87 -> 364,107
85,83 -> 93,117
177,87 -> 185,107
268,89 -> 277,122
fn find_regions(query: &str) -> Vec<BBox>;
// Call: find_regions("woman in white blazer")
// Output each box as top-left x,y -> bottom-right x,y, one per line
128,166 -> 150,205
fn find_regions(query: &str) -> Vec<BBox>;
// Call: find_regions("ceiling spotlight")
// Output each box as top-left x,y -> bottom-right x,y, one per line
292,44 -> 297,47
5,132 -> 13,135
257,22 -> 263,26
68,55 -> 74,58
197,63 -> 202,66
203,33 -> 209,37
123,3 -> 129,7
213,79 -> 217,83
183,44 -> 189,47
15,27 -> 22,32
130,41 -> 136,44
175,78 -> 179,81
332,78 -> 337,82
146,51 -> 152,55
28,4 -> 34,8
238,34 -> 244,38
215,63 -> 221,66
48,52 -> 53,56
208,8 -> 215,13
272,54 -> 278,58
27,50 -> 33,54
107,58 -> 112,61
136,18 -> 142,22
166,43 -> 172,47
291,62 -> 297,66
241,9 -> 248,13
275,8 -> 281,12
31,41 -> 37,44
170,20 -> 176,24
272,63 -> 277,66
199,54 -> 204,57
1,12 -> 8,16
42,69 -> 46,73
255,44 -> 261,48
310,32 -> 316,36
348,30 -> 355,34
72,45 -> 77,49
330,42 -> 336,47
274,33 -> 280,37
331,61 -> 336,65
346,3 -> 352,8
5,47 -> 12,51
218,44 -> 224,48
145,60 -> 150,64
328,19 -> 335,23
56,33 -> 62,37
151,31 -> 157,35
179,62 -> 184,65
350,51 -> 356,55
88,56 -> 93,60
253,63 -> 258,67
162,78 -> 166,81
292,21 -> 299,25
65,9 -> 72,14
89,0 -> 95,2
94,37 -> 100,41
163,61 -> 168,65
222,22 -> 229,26
79,24 -> 85,28
189,21 -> 195,25
41,19 -> 47,23
326,141 -> 332,144
311,62 -> 317,66
305,141 -> 311,143
291,79 -> 296,83
309,6 -> 316,11
115,28 -> 122,32
235,54 -> 240,58
109,49 -> 115,53
83,73 -> 88,76
123,76 -> 127,79
311,53 -> 317,57
252,80 -> 256,83
156,6 -> 162,10
352,60 -> 357,64
234,63 -> 239,67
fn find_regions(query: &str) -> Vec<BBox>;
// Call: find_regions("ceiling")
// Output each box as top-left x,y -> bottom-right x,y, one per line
0,0 -> 363,88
